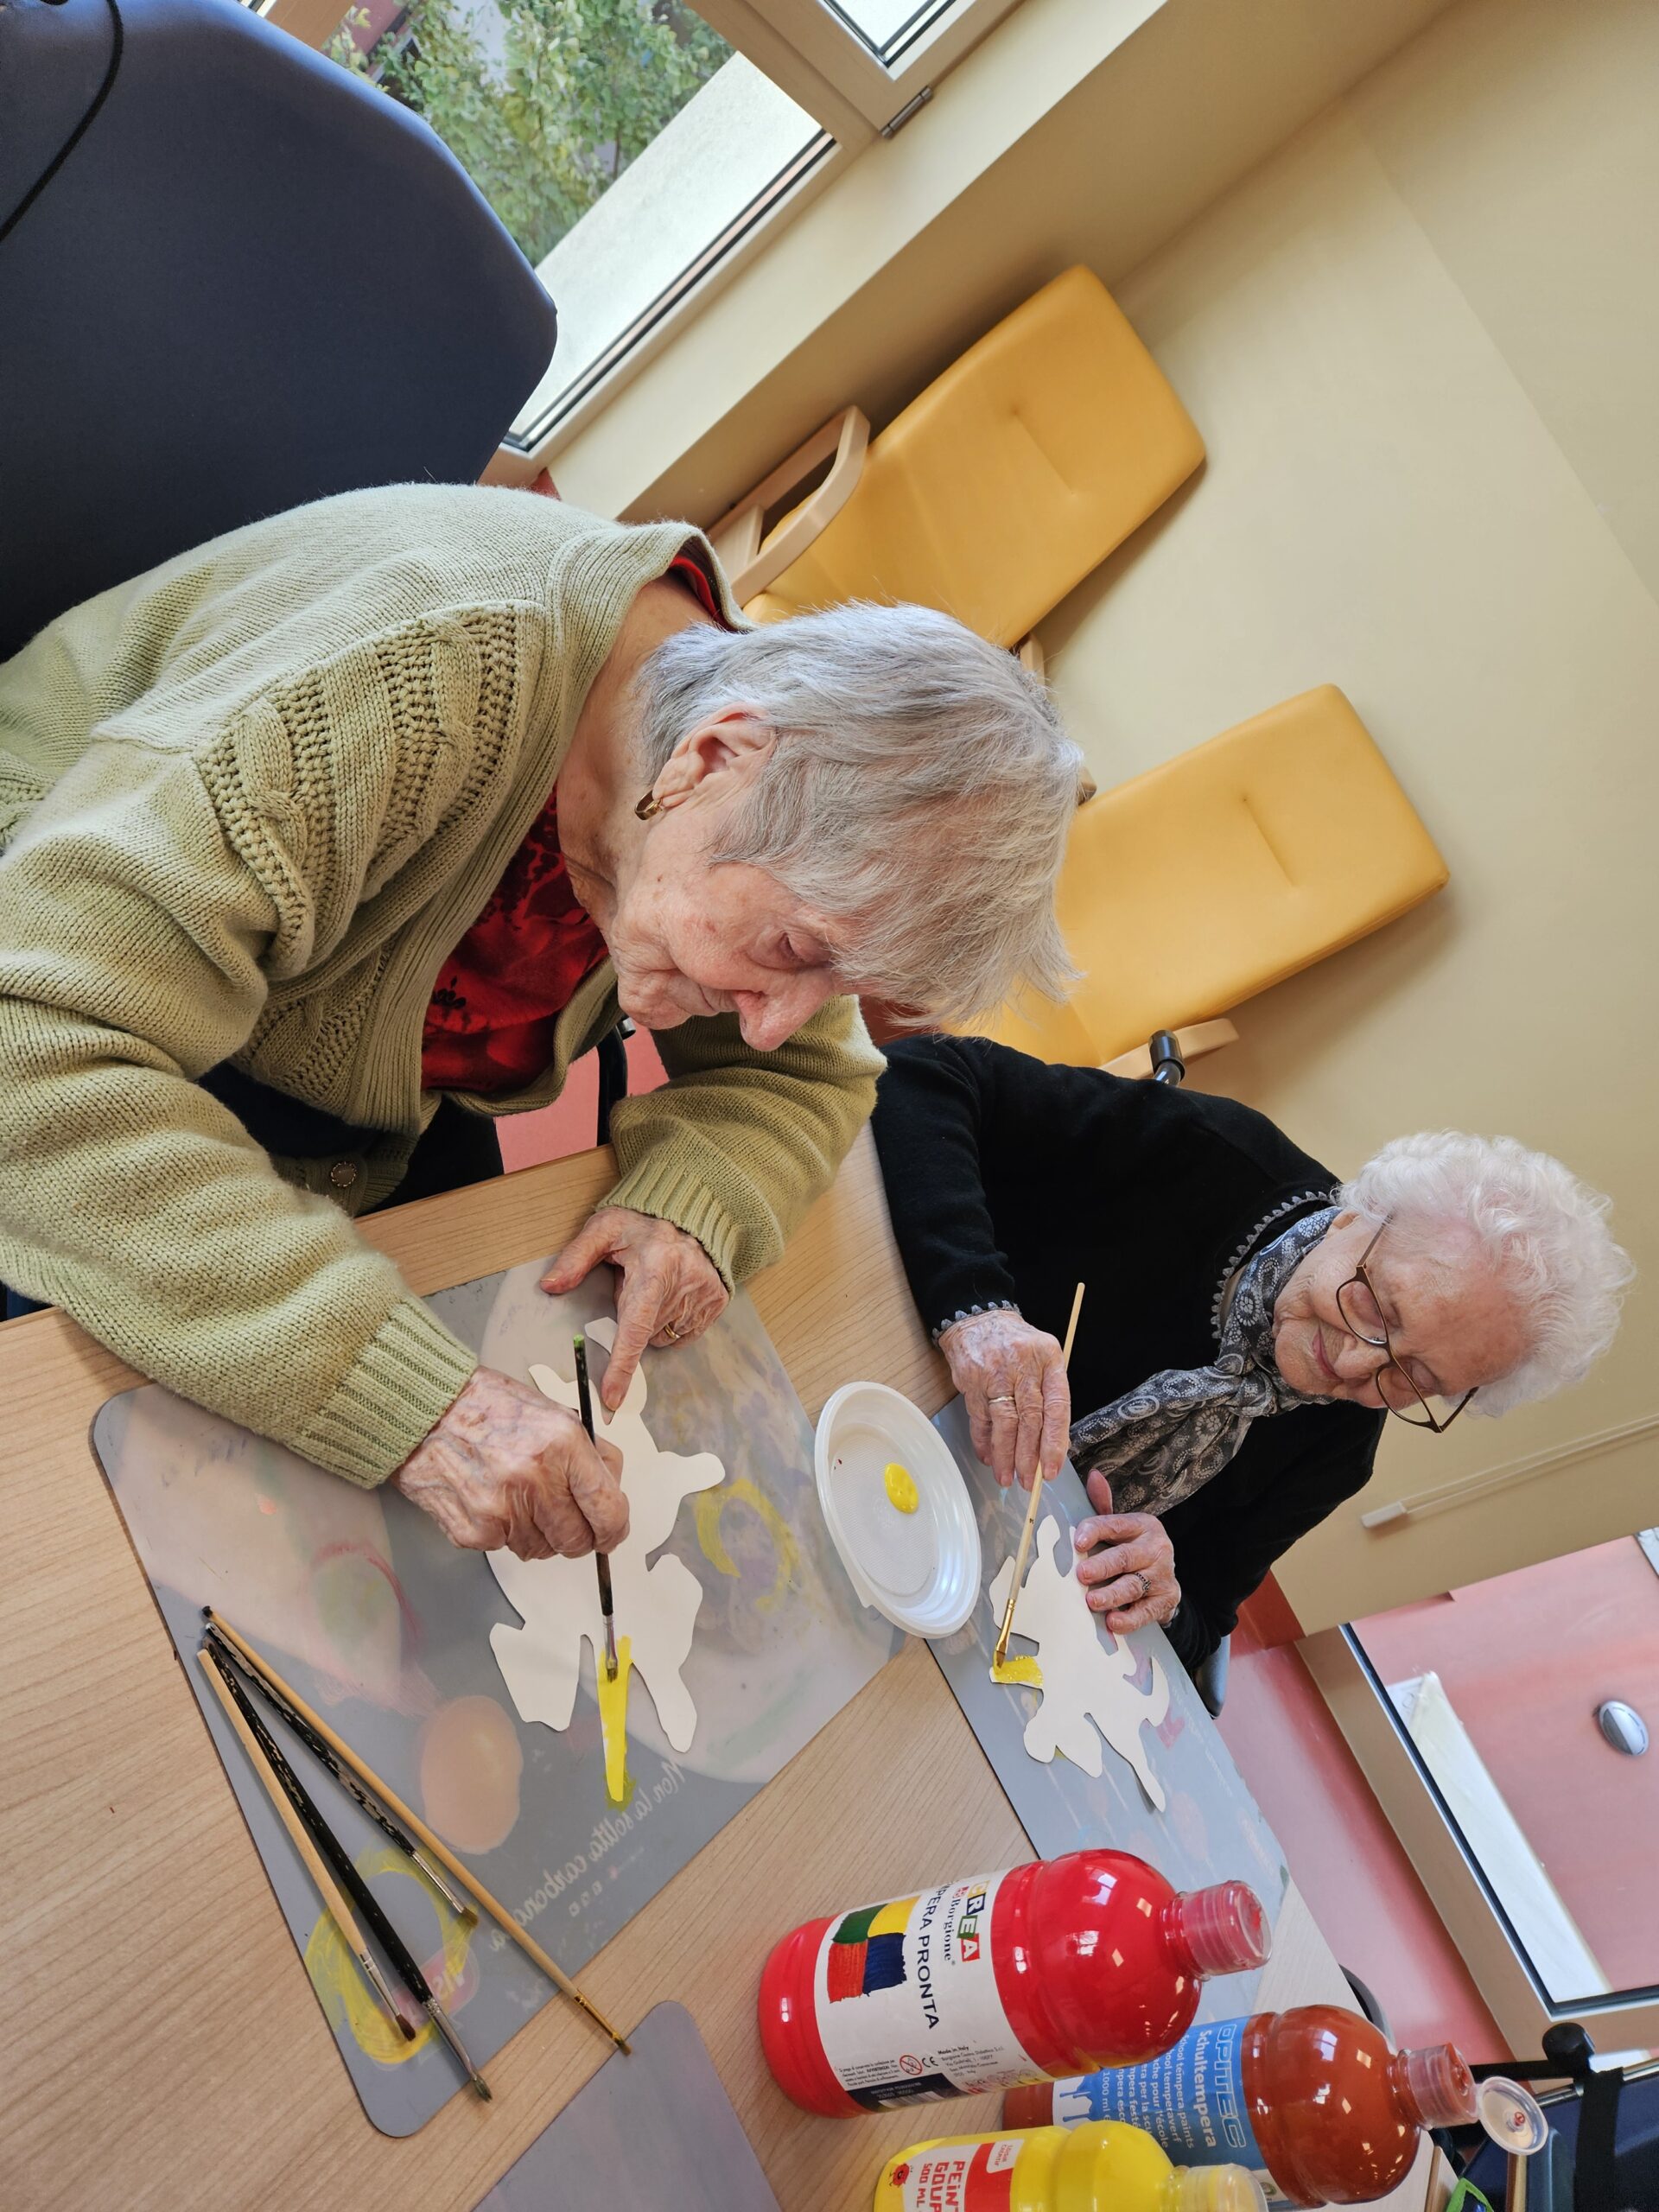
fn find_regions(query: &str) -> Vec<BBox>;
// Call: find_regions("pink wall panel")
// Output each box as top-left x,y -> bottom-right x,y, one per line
498,1027 -> 668,1173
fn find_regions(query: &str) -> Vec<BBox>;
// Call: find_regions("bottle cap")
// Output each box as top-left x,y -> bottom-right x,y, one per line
1171,2166 -> 1268,2212
1398,2043 -> 1478,2128
1176,1881 -> 1273,1977
1475,2075 -> 1549,2154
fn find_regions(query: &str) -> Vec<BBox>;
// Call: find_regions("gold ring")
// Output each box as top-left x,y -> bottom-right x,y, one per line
662,1323 -> 681,1342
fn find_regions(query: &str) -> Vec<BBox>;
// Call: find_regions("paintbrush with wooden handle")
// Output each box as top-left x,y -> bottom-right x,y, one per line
992,1280 -> 1086,1673
196,1645 -> 414,2046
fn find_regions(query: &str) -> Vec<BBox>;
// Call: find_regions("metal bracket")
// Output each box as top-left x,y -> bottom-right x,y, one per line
880,86 -> 933,137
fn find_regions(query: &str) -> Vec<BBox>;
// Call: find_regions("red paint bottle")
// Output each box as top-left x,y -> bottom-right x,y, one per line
1003,2006 -> 1477,2206
758,1849 -> 1271,2119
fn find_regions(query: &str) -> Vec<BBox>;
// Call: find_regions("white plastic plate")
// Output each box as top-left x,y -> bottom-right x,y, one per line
814,1381 -> 982,1637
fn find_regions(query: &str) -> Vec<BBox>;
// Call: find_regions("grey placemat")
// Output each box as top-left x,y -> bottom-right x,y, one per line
474,2002 -> 781,2211
926,1396 -> 1289,2022
92,1269 -> 899,2136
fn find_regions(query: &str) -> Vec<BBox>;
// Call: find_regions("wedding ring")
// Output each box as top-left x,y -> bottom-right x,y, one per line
988,1394 -> 1016,1407
662,1323 -> 681,1342
1131,1572 -> 1150,1602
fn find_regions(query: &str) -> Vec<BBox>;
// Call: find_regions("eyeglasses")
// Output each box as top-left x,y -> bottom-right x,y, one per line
1335,1222 -> 1477,1433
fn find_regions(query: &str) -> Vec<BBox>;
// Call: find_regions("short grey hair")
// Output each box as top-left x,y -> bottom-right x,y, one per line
1338,1132 -> 1633,1416
632,601 -> 1084,1020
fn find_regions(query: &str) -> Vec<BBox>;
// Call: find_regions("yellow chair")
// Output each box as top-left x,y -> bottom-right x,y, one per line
980,686 -> 1448,1073
709,266 -> 1204,651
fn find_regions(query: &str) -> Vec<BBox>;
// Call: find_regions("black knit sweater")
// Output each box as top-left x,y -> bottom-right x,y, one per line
871,1036 -> 1382,1671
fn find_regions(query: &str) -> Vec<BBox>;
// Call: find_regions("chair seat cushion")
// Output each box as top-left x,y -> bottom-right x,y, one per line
980,685 -> 1448,1065
751,267 -> 1204,647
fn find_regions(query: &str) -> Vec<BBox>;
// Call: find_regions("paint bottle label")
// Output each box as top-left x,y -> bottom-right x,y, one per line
811,1872 -> 1038,2109
1053,2018 -> 1281,2198
887,2137 -> 1024,2210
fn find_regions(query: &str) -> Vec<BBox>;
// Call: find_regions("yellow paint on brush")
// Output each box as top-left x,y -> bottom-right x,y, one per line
596,1633 -> 635,1806
990,1654 -> 1045,1688
883,1461 -> 919,1514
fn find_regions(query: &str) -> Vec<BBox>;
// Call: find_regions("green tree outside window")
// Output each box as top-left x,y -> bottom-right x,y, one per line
330,0 -> 731,267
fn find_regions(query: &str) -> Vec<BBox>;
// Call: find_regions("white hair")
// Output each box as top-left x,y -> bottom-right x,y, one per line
632,601 -> 1084,1020
1338,1132 -> 1633,1416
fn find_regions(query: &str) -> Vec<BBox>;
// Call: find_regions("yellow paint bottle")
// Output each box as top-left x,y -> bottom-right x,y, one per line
873,2120 -> 1265,2212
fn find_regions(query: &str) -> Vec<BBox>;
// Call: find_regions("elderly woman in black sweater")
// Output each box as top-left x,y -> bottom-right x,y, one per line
871,1036 -> 1630,1676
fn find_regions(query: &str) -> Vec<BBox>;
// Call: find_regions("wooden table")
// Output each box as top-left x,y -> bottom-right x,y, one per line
0,1129 -> 1432,2211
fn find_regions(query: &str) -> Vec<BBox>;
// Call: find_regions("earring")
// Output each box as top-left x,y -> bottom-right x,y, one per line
635,789 -> 664,821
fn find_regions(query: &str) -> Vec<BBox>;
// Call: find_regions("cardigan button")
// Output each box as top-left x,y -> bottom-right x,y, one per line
329,1160 -> 359,1191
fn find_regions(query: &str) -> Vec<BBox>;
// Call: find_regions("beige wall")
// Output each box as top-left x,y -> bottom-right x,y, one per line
1035,0 -> 1659,1626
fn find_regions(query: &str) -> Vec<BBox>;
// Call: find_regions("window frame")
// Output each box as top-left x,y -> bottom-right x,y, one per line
698,0 -> 1027,137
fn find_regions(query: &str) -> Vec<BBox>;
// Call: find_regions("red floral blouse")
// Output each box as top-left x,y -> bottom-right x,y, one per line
420,553 -> 728,1094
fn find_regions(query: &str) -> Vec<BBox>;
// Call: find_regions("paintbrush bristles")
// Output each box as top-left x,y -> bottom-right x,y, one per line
992,1282 -> 1086,1668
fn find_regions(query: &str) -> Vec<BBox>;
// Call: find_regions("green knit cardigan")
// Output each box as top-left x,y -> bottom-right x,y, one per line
0,485 -> 880,1485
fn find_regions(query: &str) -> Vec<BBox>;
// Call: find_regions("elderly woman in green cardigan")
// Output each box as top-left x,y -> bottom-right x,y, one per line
0,484 -> 1080,1564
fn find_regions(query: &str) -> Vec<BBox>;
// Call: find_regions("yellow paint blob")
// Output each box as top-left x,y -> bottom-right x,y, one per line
883,1461 -> 919,1514
303,1845 -> 473,2064
596,1633 -> 634,1806
990,1654 -> 1045,1688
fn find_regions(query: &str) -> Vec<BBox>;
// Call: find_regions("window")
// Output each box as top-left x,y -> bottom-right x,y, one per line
325,0 -> 1023,441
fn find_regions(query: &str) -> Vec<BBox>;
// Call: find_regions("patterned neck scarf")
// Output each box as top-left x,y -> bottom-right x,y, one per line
1068,1205 -> 1338,1516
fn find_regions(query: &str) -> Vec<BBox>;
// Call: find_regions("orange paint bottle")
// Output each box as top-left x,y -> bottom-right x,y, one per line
1003,2006 -> 1476,2206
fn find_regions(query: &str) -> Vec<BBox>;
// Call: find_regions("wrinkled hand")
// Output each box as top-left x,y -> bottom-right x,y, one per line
541,1205 -> 728,1414
391,1366 -> 627,1561
1072,1471 -> 1181,1632
939,1309 -> 1071,1491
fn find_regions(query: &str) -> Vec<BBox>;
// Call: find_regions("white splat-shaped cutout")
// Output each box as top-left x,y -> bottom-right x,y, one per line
487,1320 -> 726,1751
988,1514 -> 1171,1810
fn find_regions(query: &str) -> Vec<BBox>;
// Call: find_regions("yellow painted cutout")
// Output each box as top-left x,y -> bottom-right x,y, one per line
883,1461 -> 919,1515
694,1478 -> 800,1611
303,1845 -> 473,2063
596,1633 -> 635,1806
991,1654 -> 1045,1688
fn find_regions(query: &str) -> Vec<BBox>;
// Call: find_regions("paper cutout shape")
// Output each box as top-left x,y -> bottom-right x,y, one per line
487,1321 -> 726,1757
987,1514 -> 1170,1810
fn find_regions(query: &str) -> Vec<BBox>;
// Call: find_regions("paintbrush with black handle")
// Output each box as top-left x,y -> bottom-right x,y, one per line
203,1639 -> 492,2101
573,1332 -> 619,1682
204,1619 -> 473,1923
